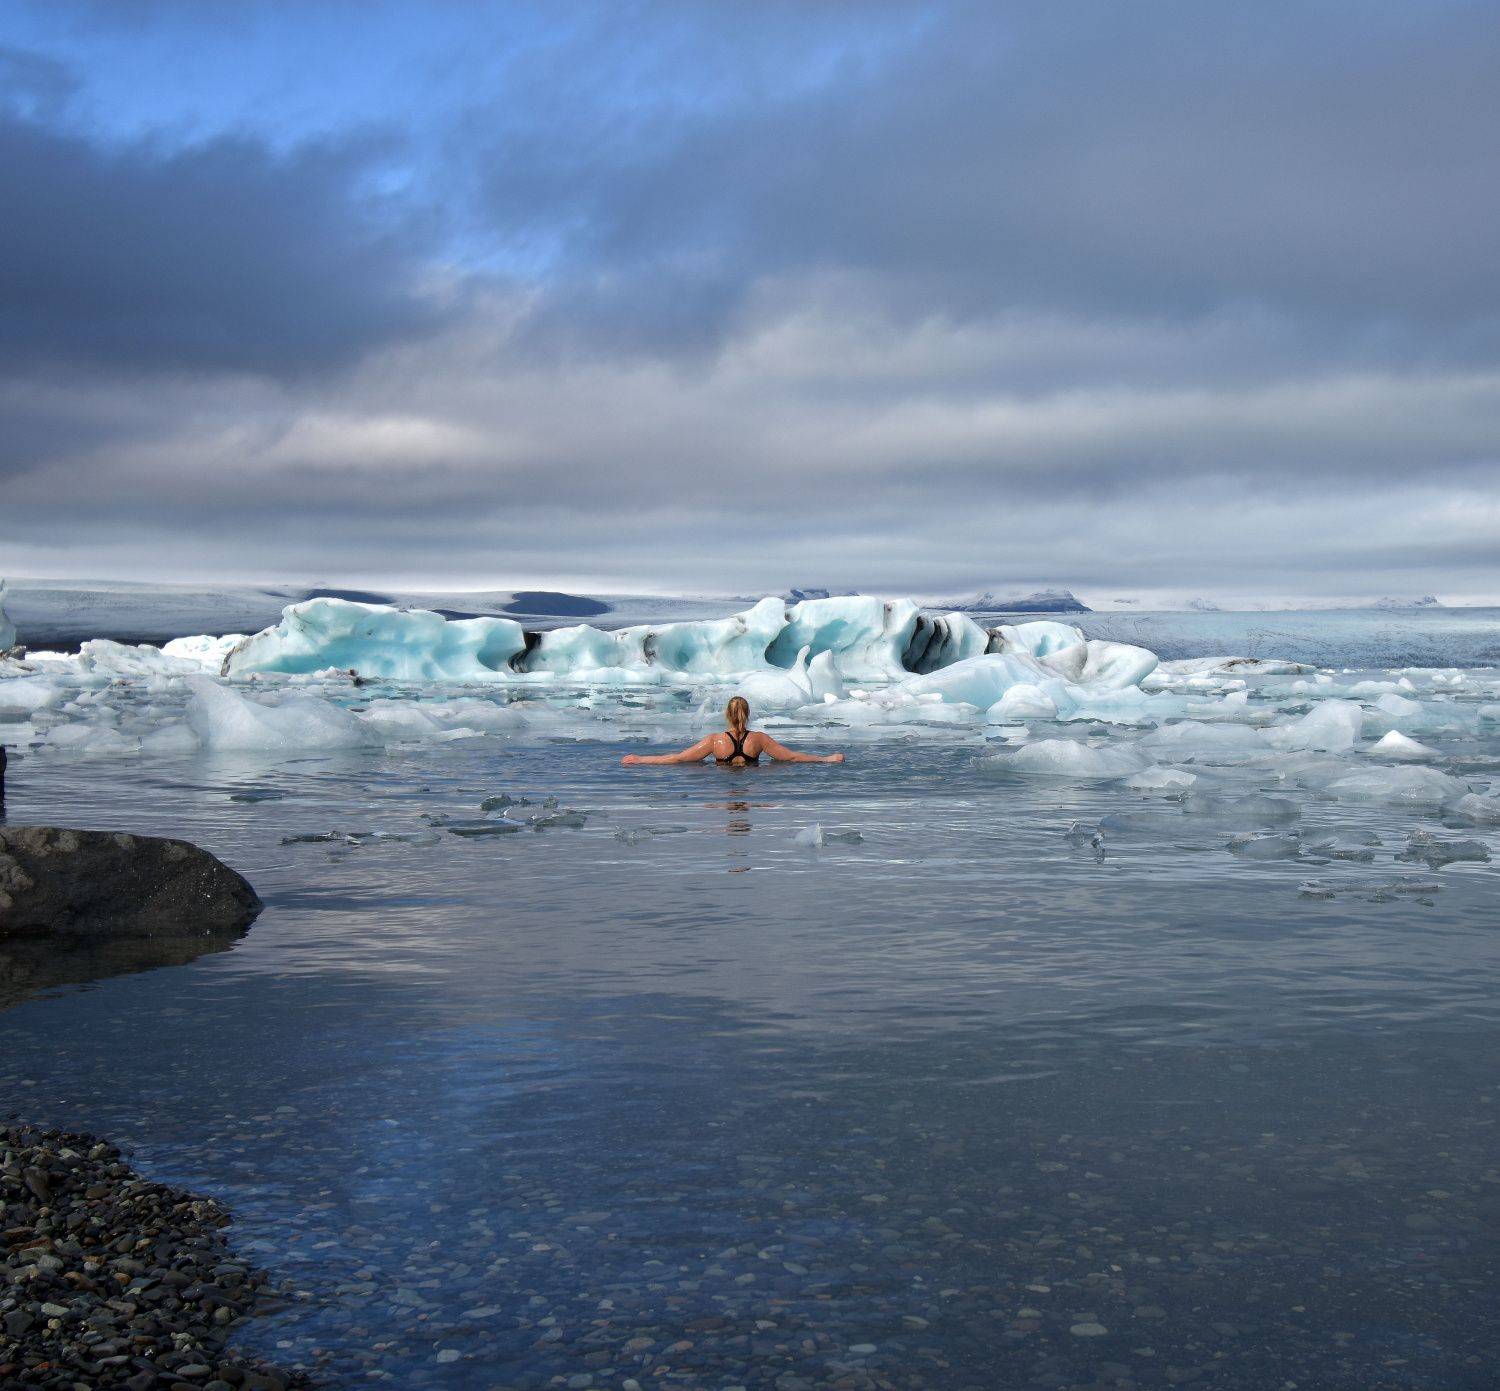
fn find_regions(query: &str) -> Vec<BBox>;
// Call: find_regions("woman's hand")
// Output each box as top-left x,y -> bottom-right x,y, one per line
620,754 -> 642,765
824,752 -> 845,763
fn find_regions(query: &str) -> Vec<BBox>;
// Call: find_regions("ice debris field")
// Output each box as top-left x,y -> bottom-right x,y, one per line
2,593 -> 1499,871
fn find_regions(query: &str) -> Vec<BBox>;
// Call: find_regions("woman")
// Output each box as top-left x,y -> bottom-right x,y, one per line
621,696 -> 845,766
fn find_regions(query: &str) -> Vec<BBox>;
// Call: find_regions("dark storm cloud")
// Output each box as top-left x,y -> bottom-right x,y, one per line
0,100 -> 438,375
2,2 -> 1498,600
478,1 -> 1500,358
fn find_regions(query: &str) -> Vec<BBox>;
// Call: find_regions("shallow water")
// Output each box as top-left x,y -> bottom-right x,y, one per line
3,628 -> 1499,1389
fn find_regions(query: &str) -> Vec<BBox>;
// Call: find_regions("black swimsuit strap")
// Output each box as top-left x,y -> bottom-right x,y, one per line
717,729 -> 755,763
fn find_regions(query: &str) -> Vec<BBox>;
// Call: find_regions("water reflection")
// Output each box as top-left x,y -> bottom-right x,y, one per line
0,733 -> 1495,1389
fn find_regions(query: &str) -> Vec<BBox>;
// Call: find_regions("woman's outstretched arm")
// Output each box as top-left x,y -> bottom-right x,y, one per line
621,736 -> 718,766
757,735 -> 844,764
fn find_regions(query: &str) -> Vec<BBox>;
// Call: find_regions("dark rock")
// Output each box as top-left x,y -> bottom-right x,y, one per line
0,826 -> 262,936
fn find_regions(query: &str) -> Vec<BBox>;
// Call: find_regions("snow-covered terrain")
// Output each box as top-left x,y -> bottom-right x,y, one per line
0,578 -> 748,648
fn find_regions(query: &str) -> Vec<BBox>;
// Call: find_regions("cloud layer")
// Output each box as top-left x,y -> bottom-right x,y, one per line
3,2 -> 1498,602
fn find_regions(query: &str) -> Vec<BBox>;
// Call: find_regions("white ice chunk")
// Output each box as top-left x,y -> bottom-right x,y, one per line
806,650 -> 846,702
996,739 -> 1150,779
357,701 -> 478,743
1326,766 -> 1468,805
1368,730 -> 1438,760
736,645 -> 815,711
1138,720 -> 1267,761
140,722 -> 202,754
1451,792 -> 1500,823
1125,765 -> 1199,790
1267,699 -> 1365,752
187,676 -> 376,751
1375,693 -> 1425,719
900,652 -> 1063,708
1157,655 -> 1312,676
0,676 -> 68,713
989,620 -> 1087,659
985,683 -> 1058,722
43,723 -> 139,755
1032,636 -> 1156,687
1229,832 -> 1303,860
75,639 -> 203,677
162,633 -> 249,669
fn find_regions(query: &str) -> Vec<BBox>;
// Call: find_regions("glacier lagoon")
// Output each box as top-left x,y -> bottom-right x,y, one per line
1,595 -> 1498,1389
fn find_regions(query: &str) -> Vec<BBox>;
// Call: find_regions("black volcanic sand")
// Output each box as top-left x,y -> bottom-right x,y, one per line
0,1124 -> 309,1390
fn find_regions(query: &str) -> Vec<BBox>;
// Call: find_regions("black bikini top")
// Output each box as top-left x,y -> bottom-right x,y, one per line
716,730 -> 759,765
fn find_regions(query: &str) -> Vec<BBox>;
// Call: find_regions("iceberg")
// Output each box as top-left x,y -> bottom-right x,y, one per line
995,739 -> 1150,779
226,600 -> 528,680
216,594 -> 1164,713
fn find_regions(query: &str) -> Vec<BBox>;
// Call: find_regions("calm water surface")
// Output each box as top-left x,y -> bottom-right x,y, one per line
2,681 -> 1497,1389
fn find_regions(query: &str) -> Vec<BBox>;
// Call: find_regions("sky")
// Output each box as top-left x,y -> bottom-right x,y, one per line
2,0 -> 1498,604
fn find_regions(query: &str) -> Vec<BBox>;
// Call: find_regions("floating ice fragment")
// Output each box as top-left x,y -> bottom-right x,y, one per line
1304,835 -> 1376,862
1267,700 -> 1365,752
1124,765 -> 1199,791
528,810 -> 588,830
1326,766 -> 1468,805
1229,832 -> 1302,860
162,633 -> 248,668
1158,656 -> 1312,677
448,820 -> 525,837
1396,830 -> 1490,867
0,677 -> 68,713
75,639 -> 202,677
480,793 -> 533,812
1368,730 -> 1438,760
998,739 -> 1149,779
42,723 -> 139,755
985,684 -> 1058,722
187,676 -> 375,752
1450,792 -> 1500,823
1138,720 -> 1266,762
807,650 -> 846,702
614,824 -> 690,844
140,723 -> 201,754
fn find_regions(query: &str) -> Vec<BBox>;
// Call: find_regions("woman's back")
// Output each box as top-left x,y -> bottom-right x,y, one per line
713,728 -> 762,765
619,696 -> 844,766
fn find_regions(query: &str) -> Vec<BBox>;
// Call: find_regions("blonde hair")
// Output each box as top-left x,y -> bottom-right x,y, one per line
725,696 -> 750,736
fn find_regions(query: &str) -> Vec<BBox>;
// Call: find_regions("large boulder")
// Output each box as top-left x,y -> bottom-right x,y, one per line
0,826 -> 262,936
